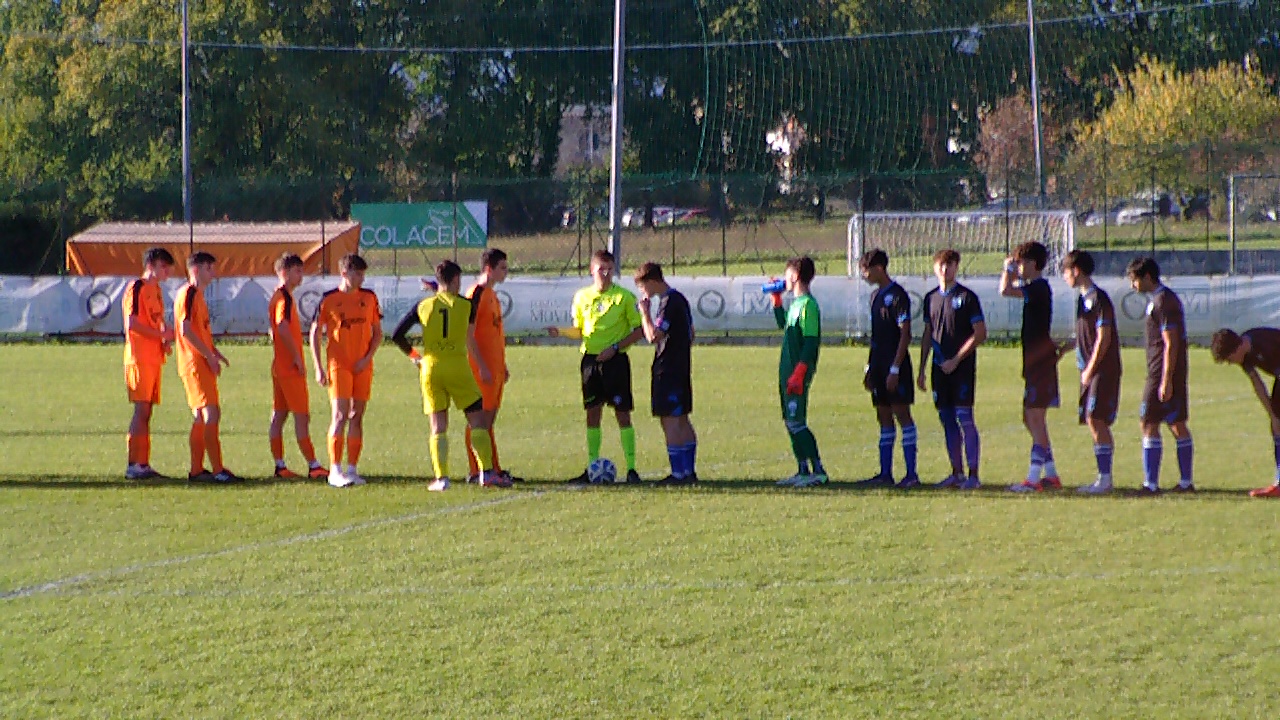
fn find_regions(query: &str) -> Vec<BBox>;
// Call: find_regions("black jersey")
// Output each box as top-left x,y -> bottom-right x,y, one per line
653,289 -> 693,378
1075,286 -> 1122,378
923,283 -> 985,374
869,281 -> 910,371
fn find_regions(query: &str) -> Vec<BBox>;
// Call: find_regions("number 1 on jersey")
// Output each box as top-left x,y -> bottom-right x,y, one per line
439,308 -> 449,339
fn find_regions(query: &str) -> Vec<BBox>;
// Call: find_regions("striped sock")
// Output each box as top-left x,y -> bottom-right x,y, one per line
1175,436 -> 1194,487
878,427 -> 895,478
1142,436 -> 1162,489
901,424 -> 918,477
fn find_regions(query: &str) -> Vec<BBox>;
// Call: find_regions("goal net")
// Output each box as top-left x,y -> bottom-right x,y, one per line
847,210 -> 1076,277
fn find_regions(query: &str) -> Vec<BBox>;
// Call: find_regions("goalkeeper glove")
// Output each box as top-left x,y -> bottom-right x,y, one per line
786,362 -> 808,395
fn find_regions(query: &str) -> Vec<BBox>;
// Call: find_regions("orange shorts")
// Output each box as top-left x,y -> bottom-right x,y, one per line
273,373 -> 310,414
125,363 -> 162,405
328,363 -> 373,402
179,365 -> 220,411
477,379 -> 504,411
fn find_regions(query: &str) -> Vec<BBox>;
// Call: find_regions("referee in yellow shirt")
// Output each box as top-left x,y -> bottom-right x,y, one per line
548,249 -> 645,483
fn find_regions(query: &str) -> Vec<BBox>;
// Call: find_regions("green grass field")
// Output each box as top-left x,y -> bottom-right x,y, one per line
3,343 -> 1280,718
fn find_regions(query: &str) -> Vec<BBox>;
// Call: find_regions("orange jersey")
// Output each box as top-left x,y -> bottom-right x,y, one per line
269,286 -> 305,376
122,277 -> 167,366
465,283 -> 506,369
175,282 -> 215,372
316,287 -> 382,368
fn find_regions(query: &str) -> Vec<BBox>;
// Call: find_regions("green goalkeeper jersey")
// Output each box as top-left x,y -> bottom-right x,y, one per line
776,293 -> 821,382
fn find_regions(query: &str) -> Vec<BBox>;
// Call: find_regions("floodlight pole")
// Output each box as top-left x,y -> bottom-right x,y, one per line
1027,0 -> 1047,204
607,0 -> 626,271
181,0 -> 193,249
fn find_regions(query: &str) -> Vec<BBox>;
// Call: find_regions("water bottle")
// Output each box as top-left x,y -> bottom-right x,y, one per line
762,278 -> 786,294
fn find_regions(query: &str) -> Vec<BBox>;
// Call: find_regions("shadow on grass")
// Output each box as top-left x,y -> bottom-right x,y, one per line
0,475 -> 1257,500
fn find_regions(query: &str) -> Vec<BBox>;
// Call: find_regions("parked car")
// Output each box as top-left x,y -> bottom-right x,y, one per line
620,206 -> 708,228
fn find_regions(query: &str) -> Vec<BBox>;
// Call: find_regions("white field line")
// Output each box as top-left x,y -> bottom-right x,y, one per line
1,491 -> 546,601
26,561 -> 1277,603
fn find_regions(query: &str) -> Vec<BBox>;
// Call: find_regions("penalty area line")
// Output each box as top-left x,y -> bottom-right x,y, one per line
1,491 -> 545,602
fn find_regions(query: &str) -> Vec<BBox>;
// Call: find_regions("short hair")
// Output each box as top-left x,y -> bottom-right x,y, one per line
143,247 -> 175,267
1061,249 -> 1095,275
187,251 -> 216,268
933,248 -> 961,266
1210,328 -> 1243,363
274,252 -> 303,273
591,249 -> 615,266
786,255 -> 816,284
339,253 -> 368,273
859,249 -> 889,270
1126,256 -> 1160,283
1013,241 -> 1049,270
435,259 -> 462,286
480,248 -> 508,269
634,261 -> 664,283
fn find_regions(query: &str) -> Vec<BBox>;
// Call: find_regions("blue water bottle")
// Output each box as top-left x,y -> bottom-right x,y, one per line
762,278 -> 786,294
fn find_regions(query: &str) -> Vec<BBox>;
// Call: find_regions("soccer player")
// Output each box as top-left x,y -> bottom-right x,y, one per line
771,255 -> 829,487
122,247 -> 175,480
463,248 -> 520,484
1000,241 -> 1065,492
1061,250 -> 1123,495
310,253 -> 382,488
1209,328 -> 1280,497
392,260 -> 507,492
1128,257 -> 1194,494
175,251 -> 240,483
918,249 -> 986,489
547,250 -> 645,484
267,253 -> 325,479
855,248 -> 918,489
634,261 -> 698,486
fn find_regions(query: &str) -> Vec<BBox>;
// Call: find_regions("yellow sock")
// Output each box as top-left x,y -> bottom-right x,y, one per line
429,433 -> 449,479
469,427 -> 494,474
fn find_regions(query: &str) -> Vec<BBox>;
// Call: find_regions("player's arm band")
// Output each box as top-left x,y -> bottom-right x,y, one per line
889,365 -> 900,375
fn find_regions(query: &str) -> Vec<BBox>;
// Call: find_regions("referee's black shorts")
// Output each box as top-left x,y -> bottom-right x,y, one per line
581,352 -> 634,411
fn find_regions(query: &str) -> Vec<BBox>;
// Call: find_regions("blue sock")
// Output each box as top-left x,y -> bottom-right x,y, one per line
957,407 -> 981,478
1043,445 -> 1057,478
1094,444 -> 1113,480
901,424 -> 918,478
938,408 -> 963,476
667,445 -> 682,477
1142,436 -> 1163,489
1176,436 -> 1194,486
1273,436 -> 1280,483
878,427 -> 896,478
685,441 -> 698,476
1027,444 -> 1045,481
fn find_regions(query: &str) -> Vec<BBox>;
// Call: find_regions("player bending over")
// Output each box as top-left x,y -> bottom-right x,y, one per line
854,249 -> 919,489
310,253 -> 381,488
547,250 -> 645,485
918,249 -> 986,489
464,248 -> 521,484
1128,257 -> 1194,495
770,256 -> 829,487
1061,250 -> 1123,495
122,247 -> 175,480
267,253 -> 326,479
1000,241 -> 1067,492
176,251 -> 240,483
634,262 -> 699,486
1210,327 -> 1280,498
393,260 -> 507,491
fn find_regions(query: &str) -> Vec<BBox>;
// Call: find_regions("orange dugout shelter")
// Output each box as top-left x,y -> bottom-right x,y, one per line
65,221 -> 360,276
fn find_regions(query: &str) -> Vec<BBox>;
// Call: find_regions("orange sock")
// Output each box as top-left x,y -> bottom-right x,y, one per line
139,432 -> 151,466
347,436 -> 363,466
328,434 -> 344,468
298,437 -> 317,465
189,422 -> 206,474
488,427 -> 501,473
127,434 -> 139,465
205,423 -> 224,473
270,435 -> 284,463
465,427 -> 479,476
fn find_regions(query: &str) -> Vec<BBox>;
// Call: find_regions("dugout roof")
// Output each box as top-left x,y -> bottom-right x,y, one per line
65,221 -> 360,276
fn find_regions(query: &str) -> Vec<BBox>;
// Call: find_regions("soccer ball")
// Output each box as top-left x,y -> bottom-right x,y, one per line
587,458 -> 618,484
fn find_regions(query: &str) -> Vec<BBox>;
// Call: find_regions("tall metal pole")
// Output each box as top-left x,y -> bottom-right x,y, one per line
607,0 -> 626,271
1026,0 -> 1046,204
181,0 -> 193,249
